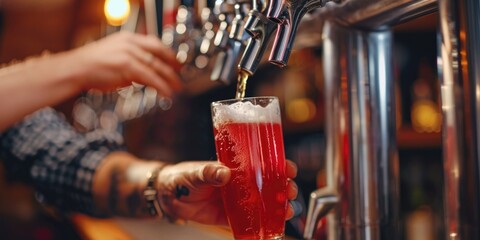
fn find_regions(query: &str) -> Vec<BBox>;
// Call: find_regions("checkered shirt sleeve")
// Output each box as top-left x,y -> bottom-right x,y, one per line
0,107 -> 124,215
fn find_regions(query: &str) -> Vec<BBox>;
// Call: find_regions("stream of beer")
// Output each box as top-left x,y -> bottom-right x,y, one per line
235,70 -> 250,99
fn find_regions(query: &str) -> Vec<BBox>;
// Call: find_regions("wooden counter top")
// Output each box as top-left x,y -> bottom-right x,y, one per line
71,214 -> 234,240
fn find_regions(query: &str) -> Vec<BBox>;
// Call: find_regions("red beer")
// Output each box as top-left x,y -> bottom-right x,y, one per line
212,97 -> 287,240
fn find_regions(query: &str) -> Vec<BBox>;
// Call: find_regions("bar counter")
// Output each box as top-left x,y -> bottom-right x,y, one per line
71,214 -> 234,240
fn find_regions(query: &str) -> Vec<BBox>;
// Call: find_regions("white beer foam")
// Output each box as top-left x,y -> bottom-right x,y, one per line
213,98 -> 281,127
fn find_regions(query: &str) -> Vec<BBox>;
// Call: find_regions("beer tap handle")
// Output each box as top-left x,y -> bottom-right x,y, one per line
267,0 -> 337,67
239,10 -> 277,74
198,7 -> 218,56
213,0 -> 236,49
237,0 -> 279,75
211,0 -> 251,84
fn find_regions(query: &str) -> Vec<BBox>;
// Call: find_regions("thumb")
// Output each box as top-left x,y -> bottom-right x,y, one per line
194,163 -> 231,187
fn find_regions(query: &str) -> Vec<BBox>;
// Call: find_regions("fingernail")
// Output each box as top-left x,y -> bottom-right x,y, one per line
215,167 -> 229,184
291,180 -> 298,191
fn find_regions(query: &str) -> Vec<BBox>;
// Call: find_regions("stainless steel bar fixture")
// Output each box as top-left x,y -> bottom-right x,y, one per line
238,0 -> 341,75
304,20 -> 399,240
299,0 -> 438,239
238,0 -> 278,75
438,0 -> 480,239
210,0 -> 251,84
266,0 -> 339,67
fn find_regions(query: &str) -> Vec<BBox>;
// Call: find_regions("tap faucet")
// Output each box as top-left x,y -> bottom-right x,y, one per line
304,187 -> 339,240
211,0 -> 252,84
193,7 -> 219,69
212,0 -> 236,51
238,0 -> 278,75
267,0 -> 339,67
171,3 -> 198,65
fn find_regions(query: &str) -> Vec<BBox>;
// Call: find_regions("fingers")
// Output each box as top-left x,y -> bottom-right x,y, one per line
148,55 -> 183,92
131,33 -> 182,71
193,163 -> 231,187
287,179 -> 298,200
286,203 -> 294,220
111,32 -> 183,95
127,47 -> 182,96
286,200 -> 303,220
286,160 -> 298,179
286,179 -> 299,220
285,162 -> 299,221
127,59 -> 175,97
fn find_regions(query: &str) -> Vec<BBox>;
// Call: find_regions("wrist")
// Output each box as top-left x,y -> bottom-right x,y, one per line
143,164 -> 170,218
143,164 -> 178,223
53,47 -> 92,92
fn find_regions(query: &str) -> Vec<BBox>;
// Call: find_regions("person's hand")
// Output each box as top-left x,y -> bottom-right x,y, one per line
67,31 -> 183,97
156,160 -> 298,225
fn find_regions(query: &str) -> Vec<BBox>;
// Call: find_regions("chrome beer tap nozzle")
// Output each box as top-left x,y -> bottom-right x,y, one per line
211,0 -> 251,84
212,0 -> 236,49
198,8 -> 218,57
303,187 -> 339,240
193,7 -> 219,69
172,4 -> 198,64
267,0 -> 338,67
238,0 -> 278,75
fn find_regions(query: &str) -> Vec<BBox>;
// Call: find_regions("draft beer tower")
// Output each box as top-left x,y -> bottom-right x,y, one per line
302,0 -> 480,239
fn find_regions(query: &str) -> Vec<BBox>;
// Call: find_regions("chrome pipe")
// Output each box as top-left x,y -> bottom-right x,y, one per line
344,25 -> 398,240
299,0 -> 437,30
304,21 -> 399,240
303,21 -> 344,240
438,0 -> 480,239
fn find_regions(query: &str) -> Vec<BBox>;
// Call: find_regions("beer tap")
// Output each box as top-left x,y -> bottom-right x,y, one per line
266,0 -> 340,67
211,0 -> 251,84
193,6 -> 219,69
212,0 -> 235,52
172,1 -> 198,65
304,188 -> 339,240
238,0 -> 278,75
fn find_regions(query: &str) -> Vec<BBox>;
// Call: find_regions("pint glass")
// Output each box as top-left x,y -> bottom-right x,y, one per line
211,97 -> 287,240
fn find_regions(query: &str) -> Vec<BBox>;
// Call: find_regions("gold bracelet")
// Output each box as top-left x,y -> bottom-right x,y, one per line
143,165 -> 168,218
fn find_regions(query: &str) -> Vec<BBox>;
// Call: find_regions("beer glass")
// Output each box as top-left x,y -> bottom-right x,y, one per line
211,96 -> 287,240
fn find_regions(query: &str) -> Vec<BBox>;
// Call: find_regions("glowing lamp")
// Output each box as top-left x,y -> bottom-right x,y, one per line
104,0 -> 131,26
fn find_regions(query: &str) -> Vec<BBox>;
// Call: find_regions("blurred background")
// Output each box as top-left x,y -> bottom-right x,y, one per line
0,0 -> 443,239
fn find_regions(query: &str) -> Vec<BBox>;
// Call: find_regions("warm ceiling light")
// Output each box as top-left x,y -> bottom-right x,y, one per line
104,0 -> 131,26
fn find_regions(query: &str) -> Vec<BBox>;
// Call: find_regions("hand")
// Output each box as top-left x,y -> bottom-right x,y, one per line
156,160 -> 298,225
67,31 -> 183,97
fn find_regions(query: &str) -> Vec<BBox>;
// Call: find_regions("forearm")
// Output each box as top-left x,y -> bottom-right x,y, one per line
0,52 -> 84,131
92,151 -> 167,217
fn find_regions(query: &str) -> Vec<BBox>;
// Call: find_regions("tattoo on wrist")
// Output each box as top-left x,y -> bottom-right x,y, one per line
175,185 -> 189,199
108,167 -> 143,217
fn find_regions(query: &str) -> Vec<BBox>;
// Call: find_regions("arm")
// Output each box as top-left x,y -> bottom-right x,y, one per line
0,108 -> 298,224
91,152 -> 232,223
93,152 -> 299,225
0,31 -> 182,132
0,108 -> 231,220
